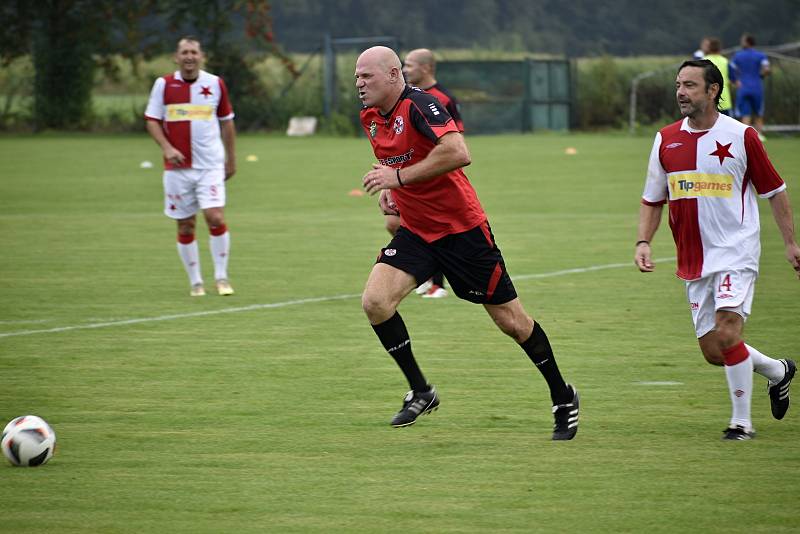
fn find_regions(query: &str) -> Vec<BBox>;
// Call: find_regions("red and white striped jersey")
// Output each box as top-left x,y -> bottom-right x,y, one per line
642,114 -> 785,280
145,70 -> 234,170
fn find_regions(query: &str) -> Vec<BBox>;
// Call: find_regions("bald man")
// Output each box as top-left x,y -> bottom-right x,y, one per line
403,48 -> 464,132
356,47 -> 579,439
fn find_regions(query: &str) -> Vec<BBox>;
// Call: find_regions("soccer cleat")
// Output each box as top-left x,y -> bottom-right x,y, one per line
422,285 -> 448,299
390,387 -> 439,427
552,384 -> 579,440
722,425 -> 755,440
216,279 -> 235,296
415,279 -> 433,295
768,359 -> 795,420
190,283 -> 206,297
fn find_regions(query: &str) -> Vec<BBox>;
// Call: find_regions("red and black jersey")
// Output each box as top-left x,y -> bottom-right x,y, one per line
360,86 -> 486,242
423,83 -> 464,132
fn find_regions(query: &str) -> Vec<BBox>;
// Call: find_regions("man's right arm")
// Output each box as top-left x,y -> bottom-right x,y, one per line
635,203 -> 663,272
636,132 -> 668,272
399,131 -> 470,186
145,120 -> 185,166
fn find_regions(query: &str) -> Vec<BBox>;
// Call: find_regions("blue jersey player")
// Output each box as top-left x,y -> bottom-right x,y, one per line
730,33 -> 771,139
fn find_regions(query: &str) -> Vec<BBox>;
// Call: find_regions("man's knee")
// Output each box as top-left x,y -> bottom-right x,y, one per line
204,208 -> 225,229
177,217 -> 196,235
700,345 -> 725,366
698,318 -> 742,366
489,306 -> 533,342
714,314 -> 742,349
362,289 -> 394,323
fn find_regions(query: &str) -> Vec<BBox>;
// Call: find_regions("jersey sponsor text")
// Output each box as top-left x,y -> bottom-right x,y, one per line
669,173 -> 733,199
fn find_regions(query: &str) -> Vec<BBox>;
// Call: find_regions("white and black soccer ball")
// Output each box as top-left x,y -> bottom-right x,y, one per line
2,415 -> 56,467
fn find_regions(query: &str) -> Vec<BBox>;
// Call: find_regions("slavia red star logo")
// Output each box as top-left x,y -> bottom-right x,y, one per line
200,86 -> 213,98
710,141 -> 734,165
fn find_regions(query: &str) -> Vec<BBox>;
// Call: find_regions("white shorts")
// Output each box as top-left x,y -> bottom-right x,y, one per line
163,169 -> 226,219
685,269 -> 757,338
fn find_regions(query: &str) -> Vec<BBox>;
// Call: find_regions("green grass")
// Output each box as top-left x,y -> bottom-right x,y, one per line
1,132 -> 799,533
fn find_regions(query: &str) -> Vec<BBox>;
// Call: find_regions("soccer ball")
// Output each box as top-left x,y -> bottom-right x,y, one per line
2,415 -> 57,467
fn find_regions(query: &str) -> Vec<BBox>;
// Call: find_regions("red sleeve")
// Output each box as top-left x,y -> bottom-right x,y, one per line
217,78 -> 234,118
744,127 -> 784,196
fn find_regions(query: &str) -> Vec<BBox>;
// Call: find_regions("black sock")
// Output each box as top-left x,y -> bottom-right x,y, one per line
372,312 -> 429,392
520,322 -> 570,404
432,271 -> 445,288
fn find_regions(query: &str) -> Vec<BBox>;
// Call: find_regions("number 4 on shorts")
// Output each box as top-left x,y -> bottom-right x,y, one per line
719,274 -> 732,292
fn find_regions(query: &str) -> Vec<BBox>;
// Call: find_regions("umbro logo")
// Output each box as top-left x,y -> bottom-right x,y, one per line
666,142 -> 683,149
384,248 -> 397,256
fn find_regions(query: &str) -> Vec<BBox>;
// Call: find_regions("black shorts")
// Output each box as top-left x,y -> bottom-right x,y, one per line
377,222 -> 518,305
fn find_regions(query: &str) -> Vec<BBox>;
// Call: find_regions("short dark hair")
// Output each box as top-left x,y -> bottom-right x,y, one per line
678,59 -> 724,111
177,35 -> 202,51
742,33 -> 756,46
707,38 -> 722,54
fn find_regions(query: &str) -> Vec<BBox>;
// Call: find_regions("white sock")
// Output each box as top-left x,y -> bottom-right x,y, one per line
177,239 -> 203,286
209,230 -> 230,281
723,343 -> 753,430
746,344 -> 785,384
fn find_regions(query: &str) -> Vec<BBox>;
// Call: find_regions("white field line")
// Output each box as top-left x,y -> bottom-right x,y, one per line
0,257 -> 675,339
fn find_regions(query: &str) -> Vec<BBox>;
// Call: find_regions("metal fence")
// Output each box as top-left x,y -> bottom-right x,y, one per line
437,59 -> 573,134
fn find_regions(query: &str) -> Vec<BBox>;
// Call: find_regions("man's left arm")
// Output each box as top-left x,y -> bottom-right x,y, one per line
767,190 -> 800,278
363,132 -> 469,195
220,119 -> 236,180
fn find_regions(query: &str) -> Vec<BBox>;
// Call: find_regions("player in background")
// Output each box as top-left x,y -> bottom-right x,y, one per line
145,37 -> 237,297
635,59 -> 799,440
693,37 -> 711,60
379,48 -> 466,299
357,46 -> 579,439
730,33 -> 771,140
703,38 -> 732,116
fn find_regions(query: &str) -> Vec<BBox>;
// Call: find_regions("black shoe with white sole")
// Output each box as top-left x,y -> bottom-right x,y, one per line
769,359 -> 795,420
722,425 -> 755,440
390,387 -> 439,427
552,384 -> 579,440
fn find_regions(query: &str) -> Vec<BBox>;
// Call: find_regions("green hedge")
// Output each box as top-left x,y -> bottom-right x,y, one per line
1,52 -> 798,133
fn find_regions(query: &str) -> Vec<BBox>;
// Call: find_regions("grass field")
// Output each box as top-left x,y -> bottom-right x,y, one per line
1,132 -> 799,532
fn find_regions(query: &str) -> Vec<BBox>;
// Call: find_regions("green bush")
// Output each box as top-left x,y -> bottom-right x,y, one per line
575,55 -> 627,128
2,50 -> 799,133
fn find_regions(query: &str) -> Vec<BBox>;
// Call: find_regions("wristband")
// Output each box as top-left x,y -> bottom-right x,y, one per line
396,168 -> 404,187
636,240 -> 650,247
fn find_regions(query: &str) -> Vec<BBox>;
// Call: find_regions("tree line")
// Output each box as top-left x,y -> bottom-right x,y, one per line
269,0 -> 799,56
1,0 -> 797,130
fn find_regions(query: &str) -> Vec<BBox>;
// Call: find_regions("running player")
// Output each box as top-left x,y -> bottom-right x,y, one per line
635,59 -> 799,440
145,36 -> 237,297
357,46 -> 579,439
